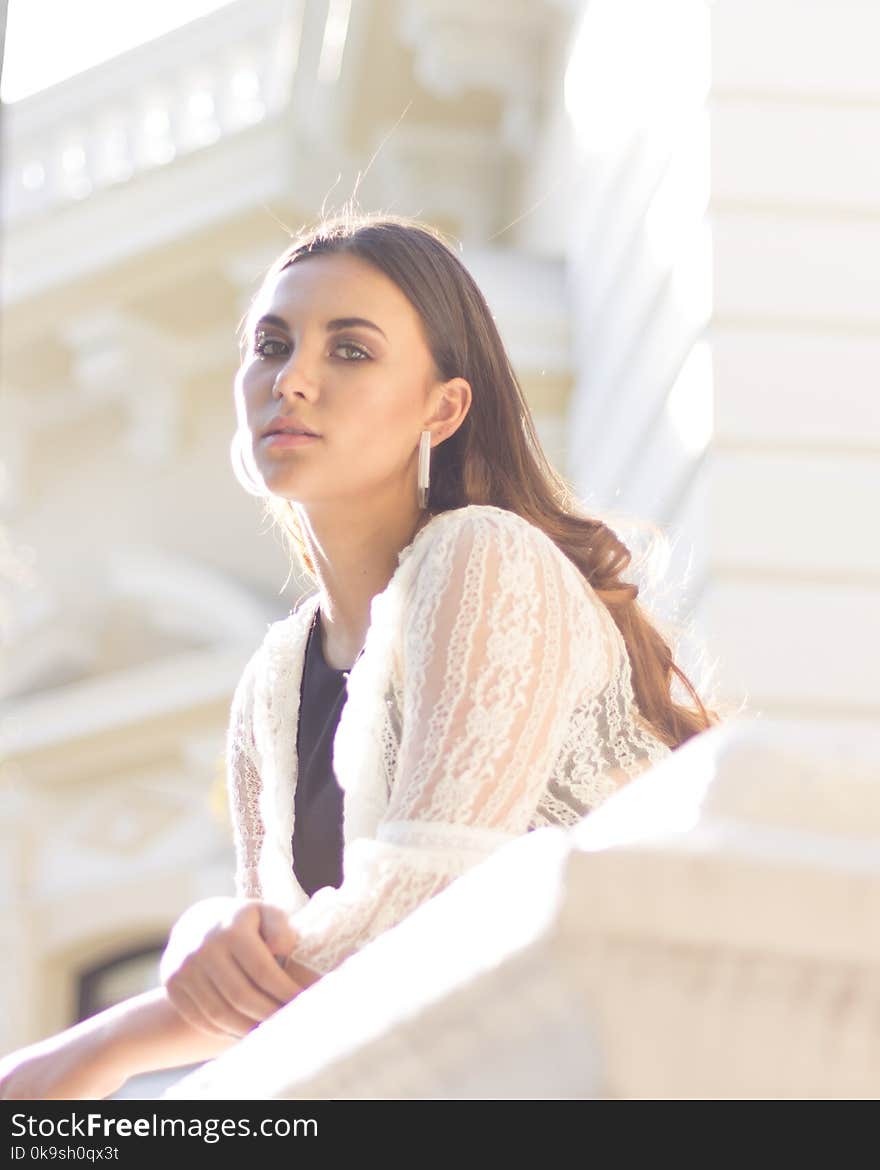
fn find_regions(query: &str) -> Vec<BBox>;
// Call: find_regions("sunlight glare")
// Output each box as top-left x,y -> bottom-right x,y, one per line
2,0 -> 239,103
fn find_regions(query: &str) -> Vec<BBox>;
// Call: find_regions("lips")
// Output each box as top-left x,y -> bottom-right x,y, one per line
262,420 -> 320,438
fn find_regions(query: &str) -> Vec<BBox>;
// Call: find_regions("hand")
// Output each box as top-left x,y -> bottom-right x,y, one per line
159,897 -> 310,1040
0,1030 -> 124,1101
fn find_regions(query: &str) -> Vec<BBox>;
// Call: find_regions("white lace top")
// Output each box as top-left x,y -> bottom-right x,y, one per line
227,503 -> 673,976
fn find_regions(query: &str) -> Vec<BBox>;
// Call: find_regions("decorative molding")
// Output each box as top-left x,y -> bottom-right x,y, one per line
365,122 -> 509,243
0,0 -> 574,305
57,309 -> 185,466
0,621 -> 100,703
396,0 -> 564,158
69,783 -> 192,859
0,546 -> 275,705
0,0 -> 300,228
0,644 -> 256,759
103,543 -> 275,647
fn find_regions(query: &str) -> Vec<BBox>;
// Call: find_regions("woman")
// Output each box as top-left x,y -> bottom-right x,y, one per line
0,211 -> 722,1099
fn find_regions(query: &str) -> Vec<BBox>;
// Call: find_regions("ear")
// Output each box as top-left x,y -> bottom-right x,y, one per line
425,376 -> 472,442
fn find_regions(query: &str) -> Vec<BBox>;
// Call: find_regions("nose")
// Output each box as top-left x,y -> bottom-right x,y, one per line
271,345 -> 319,401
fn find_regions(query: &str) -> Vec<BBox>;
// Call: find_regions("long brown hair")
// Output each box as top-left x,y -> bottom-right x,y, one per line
233,208 -> 731,751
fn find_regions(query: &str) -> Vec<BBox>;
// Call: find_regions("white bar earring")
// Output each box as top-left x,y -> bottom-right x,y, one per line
417,429 -> 431,509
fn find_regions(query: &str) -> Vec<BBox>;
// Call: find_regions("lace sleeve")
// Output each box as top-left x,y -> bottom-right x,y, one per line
227,643 -> 266,901
282,509 -> 615,977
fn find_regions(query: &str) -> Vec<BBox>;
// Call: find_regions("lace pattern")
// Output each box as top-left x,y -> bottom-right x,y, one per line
226,642 -> 267,901
226,504 -> 673,973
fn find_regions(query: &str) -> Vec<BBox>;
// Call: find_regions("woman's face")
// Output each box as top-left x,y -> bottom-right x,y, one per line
236,251 -> 445,509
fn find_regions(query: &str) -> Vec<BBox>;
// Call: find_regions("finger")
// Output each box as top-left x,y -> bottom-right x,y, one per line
230,933 -> 305,1004
257,904 -> 300,954
198,962 -> 267,1035
208,949 -> 293,1023
170,968 -> 255,1038
281,952 -> 322,990
166,980 -> 232,1039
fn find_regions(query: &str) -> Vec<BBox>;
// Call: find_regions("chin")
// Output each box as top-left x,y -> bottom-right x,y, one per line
257,463 -> 302,492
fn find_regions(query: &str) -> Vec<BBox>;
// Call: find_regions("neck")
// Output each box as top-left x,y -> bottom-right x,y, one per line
296,500 -> 435,671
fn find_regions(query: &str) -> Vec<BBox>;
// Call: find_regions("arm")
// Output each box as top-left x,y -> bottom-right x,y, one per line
88,915 -> 322,1094
84,987 -> 241,1083
0,987 -> 240,1101
1,920 -> 323,1100
3,638 -> 310,1102
279,509 -> 611,976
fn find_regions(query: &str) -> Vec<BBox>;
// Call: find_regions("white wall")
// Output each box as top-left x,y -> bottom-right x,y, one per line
702,0 -> 880,735
519,0 -> 879,734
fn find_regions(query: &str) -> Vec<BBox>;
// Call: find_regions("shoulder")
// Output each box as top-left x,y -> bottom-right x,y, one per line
433,508 -> 626,673
421,503 -> 571,563
409,506 -> 617,646
406,504 -> 582,594
417,504 -> 554,555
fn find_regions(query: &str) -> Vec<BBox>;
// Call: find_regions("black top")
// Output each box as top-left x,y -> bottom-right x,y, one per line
292,605 -> 349,896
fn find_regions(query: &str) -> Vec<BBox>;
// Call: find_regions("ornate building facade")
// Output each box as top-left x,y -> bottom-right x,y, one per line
1,0 -> 875,1096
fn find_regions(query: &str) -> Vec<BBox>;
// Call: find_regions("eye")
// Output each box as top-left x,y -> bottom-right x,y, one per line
251,332 -> 371,361
253,334 -> 285,358
334,340 -> 370,361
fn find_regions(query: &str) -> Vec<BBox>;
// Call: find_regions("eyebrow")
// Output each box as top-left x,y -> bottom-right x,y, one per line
254,313 -> 388,342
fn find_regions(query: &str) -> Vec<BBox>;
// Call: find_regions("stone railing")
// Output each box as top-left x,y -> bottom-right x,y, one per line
1,0 -> 299,227
160,716 -> 880,1099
